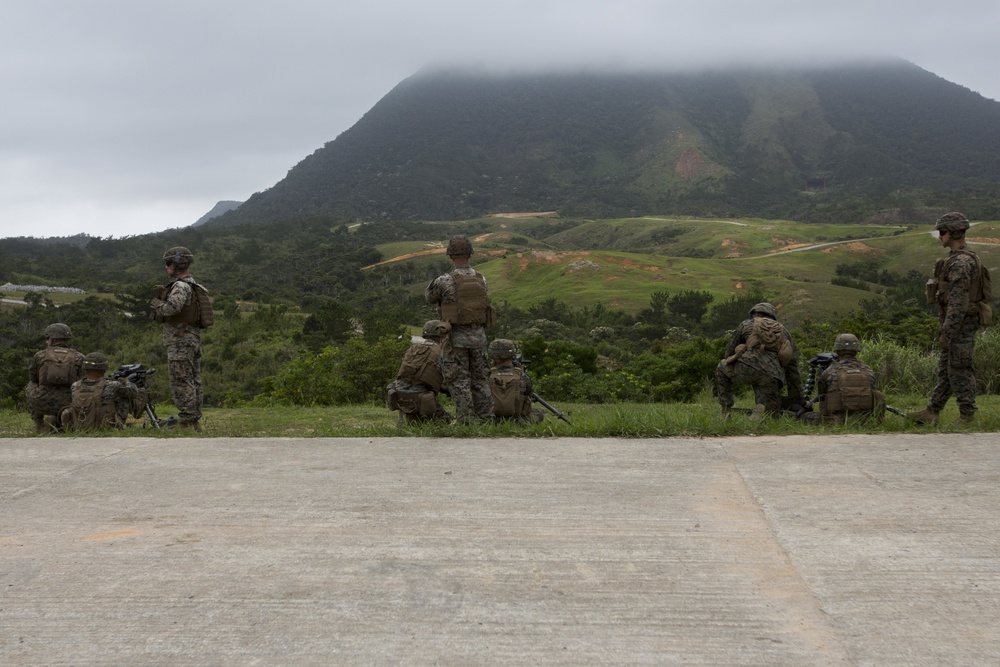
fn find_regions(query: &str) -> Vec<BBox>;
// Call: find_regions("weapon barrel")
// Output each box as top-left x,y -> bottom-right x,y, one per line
530,392 -> 572,425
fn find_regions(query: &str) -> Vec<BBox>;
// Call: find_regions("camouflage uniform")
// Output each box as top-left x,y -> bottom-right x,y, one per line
425,267 -> 493,422
387,333 -> 451,425
25,341 -> 84,431
717,306 -> 803,414
62,377 -> 139,430
154,276 -> 203,425
929,244 -> 980,416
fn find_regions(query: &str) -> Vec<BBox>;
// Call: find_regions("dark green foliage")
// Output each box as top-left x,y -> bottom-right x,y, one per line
203,62 -> 1000,227
668,290 -> 714,324
700,290 -> 771,339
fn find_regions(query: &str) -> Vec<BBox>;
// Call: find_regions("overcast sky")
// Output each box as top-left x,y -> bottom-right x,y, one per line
2,0 -> 998,240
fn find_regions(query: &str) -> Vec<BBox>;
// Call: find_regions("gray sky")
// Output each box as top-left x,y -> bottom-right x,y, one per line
2,0 -> 998,239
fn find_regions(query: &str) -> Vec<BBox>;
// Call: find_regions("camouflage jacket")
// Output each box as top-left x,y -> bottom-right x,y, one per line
725,317 -> 803,401
425,266 -> 488,348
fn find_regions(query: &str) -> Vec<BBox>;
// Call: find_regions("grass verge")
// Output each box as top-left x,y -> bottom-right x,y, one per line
2,395 -> 998,438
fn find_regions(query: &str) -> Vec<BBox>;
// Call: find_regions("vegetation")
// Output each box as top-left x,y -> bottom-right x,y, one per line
205,62 -> 1000,228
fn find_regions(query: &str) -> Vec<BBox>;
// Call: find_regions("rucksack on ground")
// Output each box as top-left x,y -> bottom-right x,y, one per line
490,368 -> 524,417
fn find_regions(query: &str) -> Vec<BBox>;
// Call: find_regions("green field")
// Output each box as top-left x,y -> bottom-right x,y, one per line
366,215 -> 1000,326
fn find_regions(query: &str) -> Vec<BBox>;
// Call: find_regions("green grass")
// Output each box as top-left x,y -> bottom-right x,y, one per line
4,394 -> 998,439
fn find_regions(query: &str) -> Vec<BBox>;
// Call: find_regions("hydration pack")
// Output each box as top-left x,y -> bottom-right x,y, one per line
490,367 -> 526,418
68,379 -> 110,430
38,347 -> 78,387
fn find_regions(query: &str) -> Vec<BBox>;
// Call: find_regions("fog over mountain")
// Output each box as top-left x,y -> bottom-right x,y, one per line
3,0 -> 999,238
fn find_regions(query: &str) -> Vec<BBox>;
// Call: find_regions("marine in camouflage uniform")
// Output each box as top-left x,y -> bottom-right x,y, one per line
61,352 -> 139,430
386,320 -> 452,425
815,334 -> 883,424
911,213 -> 984,424
150,246 -> 204,431
25,323 -> 85,433
717,302 -> 803,417
425,236 -> 494,423
488,339 -> 544,423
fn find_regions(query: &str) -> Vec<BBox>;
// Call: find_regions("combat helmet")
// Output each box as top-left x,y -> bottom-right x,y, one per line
163,246 -> 194,267
935,212 -> 970,234
446,236 -> 474,257
488,339 -> 517,359
749,302 -> 777,319
44,323 -> 73,340
421,320 -> 452,338
832,333 -> 862,354
82,352 -> 109,371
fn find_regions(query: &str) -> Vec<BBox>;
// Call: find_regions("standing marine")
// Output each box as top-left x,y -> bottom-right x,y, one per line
150,246 -> 213,431
910,212 -> 990,424
425,236 -> 495,423
25,323 -> 85,433
717,302 -> 804,418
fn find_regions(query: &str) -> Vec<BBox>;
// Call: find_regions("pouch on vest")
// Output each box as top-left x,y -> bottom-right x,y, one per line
417,391 -> 438,416
38,347 -> 77,387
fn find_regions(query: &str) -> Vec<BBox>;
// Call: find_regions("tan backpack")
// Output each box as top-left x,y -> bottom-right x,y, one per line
724,317 -> 794,368
67,380 -> 111,430
490,367 -> 526,417
38,347 -> 78,387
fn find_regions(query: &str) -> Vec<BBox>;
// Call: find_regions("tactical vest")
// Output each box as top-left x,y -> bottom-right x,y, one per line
821,366 -> 881,420
164,280 -> 214,328
932,249 -> 992,324
396,343 -> 443,392
68,379 -> 111,430
438,272 -> 489,325
38,347 -> 78,387
490,366 -> 527,418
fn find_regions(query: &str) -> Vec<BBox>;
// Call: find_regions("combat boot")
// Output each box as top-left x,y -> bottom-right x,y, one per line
908,408 -> 940,425
33,416 -> 47,434
721,405 -> 732,419
955,412 -> 976,425
749,404 -> 767,421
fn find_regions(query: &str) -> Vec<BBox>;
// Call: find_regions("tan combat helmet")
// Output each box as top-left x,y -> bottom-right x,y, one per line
82,351 -> 109,371
446,236 -> 474,257
44,323 -> 73,340
832,333 -> 861,354
163,246 -> 194,268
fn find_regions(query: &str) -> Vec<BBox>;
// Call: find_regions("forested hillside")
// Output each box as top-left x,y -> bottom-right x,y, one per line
208,60 -> 1000,228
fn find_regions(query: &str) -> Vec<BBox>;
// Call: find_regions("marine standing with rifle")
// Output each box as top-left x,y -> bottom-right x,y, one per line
149,246 -> 210,432
425,236 -> 495,424
910,212 -> 989,425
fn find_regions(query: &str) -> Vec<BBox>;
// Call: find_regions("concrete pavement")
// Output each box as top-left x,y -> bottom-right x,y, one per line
2,434 -> 999,665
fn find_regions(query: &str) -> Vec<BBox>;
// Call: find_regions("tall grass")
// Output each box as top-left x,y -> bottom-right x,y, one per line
864,327 -> 1000,396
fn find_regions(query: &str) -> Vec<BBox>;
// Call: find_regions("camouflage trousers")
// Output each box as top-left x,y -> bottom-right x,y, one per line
441,345 -> 493,421
929,315 -> 979,415
25,382 -> 72,426
716,359 -> 784,413
167,339 -> 203,424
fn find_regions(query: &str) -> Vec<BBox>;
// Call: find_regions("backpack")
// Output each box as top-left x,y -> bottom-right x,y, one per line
724,317 -> 794,368
38,347 -> 78,387
490,367 -> 525,417
942,250 -> 993,325
396,343 -> 443,392
68,379 -> 110,430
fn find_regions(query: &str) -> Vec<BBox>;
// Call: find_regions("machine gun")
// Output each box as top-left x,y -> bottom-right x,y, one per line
801,352 -> 907,419
112,364 -> 178,429
513,354 -> 573,425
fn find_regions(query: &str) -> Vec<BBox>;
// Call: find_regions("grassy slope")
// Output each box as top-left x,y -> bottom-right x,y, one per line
372,215 -> 1000,326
